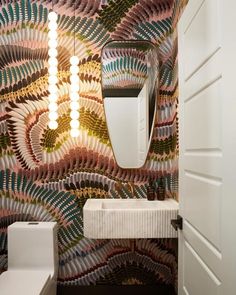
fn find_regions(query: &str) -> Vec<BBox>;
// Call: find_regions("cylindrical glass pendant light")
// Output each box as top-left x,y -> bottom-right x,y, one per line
69,3 -> 80,138
48,3 -> 59,130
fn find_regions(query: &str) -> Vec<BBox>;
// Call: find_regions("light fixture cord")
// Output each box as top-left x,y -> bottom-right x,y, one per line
74,1 -> 76,56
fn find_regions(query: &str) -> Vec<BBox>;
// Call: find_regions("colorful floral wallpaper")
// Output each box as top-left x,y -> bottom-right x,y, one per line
0,0 -> 186,288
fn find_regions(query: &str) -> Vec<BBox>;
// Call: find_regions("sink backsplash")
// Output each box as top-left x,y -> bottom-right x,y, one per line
0,0 -> 186,290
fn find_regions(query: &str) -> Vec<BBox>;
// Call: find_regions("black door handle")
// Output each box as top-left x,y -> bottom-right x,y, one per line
171,215 -> 183,230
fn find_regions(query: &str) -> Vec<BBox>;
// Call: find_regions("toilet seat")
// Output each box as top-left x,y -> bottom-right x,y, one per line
0,222 -> 58,295
0,270 -> 51,295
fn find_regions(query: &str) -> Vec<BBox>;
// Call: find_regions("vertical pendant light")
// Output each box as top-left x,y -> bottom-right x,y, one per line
48,1 -> 58,130
69,2 -> 80,137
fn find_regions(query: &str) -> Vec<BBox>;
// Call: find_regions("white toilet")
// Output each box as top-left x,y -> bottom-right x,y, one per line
0,222 -> 58,295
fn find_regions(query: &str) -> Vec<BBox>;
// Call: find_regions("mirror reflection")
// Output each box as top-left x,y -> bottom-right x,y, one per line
101,40 -> 159,168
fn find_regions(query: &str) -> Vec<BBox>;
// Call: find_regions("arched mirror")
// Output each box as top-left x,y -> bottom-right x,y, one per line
101,40 -> 159,168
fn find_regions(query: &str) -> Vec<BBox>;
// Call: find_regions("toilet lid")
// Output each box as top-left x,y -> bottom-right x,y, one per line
0,270 -> 51,295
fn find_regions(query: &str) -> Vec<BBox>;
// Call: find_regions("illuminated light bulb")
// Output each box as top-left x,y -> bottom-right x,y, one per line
70,65 -> 79,74
70,75 -> 79,84
48,11 -> 58,131
48,66 -> 58,75
70,84 -> 79,92
69,57 -> 80,137
70,128 -> 80,137
48,102 -> 58,112
48,57 -> 58,67
48,84 -> 58,94
48,93 -> 58,102
70,110 -> 80,120
70,119 -> 80,129
48,11 -> 58,22
48,39 -> 58,48
48,48 -> 58,57
70,56 -> 79,65
48,30 -> 58,40
70,92 -> 79,101
48,120 -> 58,130
48,111 -> 58,121
48,75 -> 58,85
48,21 -> 58,31
70,101 -> 79,110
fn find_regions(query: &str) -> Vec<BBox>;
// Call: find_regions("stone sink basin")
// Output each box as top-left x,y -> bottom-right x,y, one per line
83,198 -> 179,239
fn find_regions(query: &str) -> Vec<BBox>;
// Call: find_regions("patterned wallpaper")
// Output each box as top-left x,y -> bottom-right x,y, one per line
0,0 -> 186,288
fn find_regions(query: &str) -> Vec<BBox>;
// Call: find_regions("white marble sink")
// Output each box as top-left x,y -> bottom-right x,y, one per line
83,198 -> 179,239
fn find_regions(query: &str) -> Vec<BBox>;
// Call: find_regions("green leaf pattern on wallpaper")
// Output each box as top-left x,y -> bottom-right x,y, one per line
0,0 -> 186,287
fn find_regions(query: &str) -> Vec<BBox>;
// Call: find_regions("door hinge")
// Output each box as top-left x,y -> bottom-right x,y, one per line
171,215 -> 183,231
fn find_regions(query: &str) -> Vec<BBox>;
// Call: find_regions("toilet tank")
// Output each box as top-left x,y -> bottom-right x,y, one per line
7,222 -> 58,277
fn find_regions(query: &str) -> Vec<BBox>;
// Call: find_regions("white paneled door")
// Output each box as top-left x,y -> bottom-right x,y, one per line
178,0 -> 236,294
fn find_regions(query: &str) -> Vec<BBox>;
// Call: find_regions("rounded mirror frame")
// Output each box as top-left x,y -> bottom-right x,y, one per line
101,40 -> 159,169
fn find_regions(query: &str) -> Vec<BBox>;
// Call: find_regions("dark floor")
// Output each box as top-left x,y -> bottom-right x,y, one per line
57,285 -> 176,295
